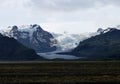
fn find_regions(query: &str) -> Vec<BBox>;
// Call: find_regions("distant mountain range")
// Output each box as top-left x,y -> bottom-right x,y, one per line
0,33 -> 44,61
0,24 -> 97,52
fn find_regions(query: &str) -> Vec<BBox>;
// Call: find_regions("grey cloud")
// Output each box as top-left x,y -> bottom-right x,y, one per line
27,0 -> 120,12
99,0 -> 120,5
0,0 -> 8,5
28,0 -> 96,11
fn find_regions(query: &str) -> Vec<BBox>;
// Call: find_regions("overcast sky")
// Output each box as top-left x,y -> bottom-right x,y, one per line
0,0 -> 120,33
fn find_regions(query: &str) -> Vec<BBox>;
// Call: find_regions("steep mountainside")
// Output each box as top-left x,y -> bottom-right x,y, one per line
1,24 -> 57,53
71,28 -> 120,60
0,33 -> 43,61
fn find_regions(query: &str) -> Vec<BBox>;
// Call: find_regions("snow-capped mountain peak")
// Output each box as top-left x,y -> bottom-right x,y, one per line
0,24 -> 57,53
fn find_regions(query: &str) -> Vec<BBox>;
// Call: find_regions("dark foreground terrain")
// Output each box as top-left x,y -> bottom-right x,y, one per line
0,61 -> 120,84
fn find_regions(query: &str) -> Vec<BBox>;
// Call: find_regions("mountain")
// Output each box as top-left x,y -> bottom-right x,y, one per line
0,33 -> 43,61
0,24 -> 57,53
71,27 -> 120,60
52,32 -> 98,51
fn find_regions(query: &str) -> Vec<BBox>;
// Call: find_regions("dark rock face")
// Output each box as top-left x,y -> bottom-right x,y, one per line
8,24 -> 57,53
72,28 -> 120,60
97,27 -> 118,34
97,28 -> 104,34
0,33 -> 43,61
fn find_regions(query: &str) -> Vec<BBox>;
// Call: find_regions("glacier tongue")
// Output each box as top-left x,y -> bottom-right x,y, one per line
38,51 -> 81,60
